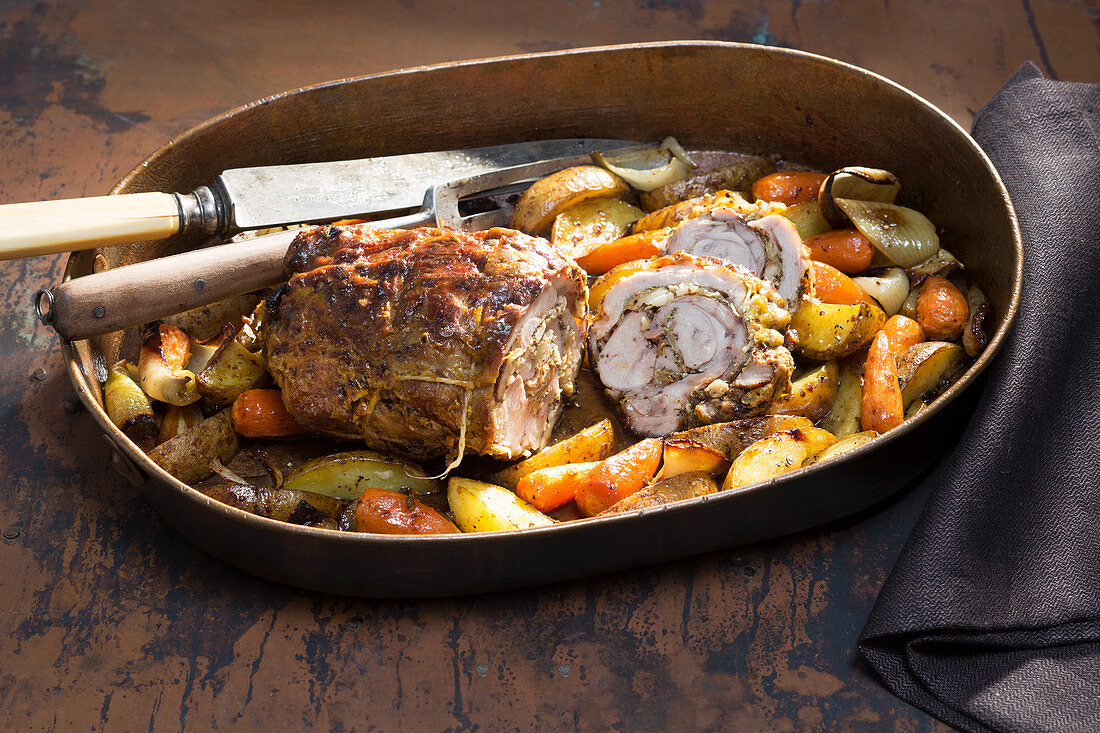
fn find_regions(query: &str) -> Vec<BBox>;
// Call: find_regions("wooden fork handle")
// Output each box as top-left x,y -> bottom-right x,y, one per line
40,229 -> 300,341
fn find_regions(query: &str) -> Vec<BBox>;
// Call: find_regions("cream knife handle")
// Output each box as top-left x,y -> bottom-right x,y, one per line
0,187 -> 225,260
39,229 -> 300,341
0,192 -> 182,259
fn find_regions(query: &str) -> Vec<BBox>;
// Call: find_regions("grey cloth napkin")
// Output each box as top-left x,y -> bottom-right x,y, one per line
859,62 -> 1100,733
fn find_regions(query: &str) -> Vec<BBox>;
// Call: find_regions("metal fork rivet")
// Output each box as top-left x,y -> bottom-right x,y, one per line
93,306 -> 106,318
194,279 -> 205,291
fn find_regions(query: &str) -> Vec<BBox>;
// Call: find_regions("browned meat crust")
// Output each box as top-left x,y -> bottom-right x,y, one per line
266,224 -> 588,460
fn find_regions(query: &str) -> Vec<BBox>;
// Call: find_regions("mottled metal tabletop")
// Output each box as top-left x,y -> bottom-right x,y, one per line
1,1 -> 1095,730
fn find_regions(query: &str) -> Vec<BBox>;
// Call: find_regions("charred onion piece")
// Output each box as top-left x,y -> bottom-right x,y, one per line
156,403 -> 204,445
588,253 -> 794,437
818,167 -> 901,229
963,282 -> 990,357
639,154 -> 775,212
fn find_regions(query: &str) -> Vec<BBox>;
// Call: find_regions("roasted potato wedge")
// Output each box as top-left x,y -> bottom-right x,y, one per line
660,439 -> 729,479
197,335 -> 267,405
447,477 -> 555,533
789,299 -> 886,361
722,427 -> 837,490
768,361 -> 841,422
898,341 -> 967,407
493,419 -> 615,490
148,408 -> 239,484
804,431 -> 877,465
103,361 -> 157,447
282,450 -> 439,500
510,166 -> 630,235
780,199 -> 832,239
603,471 -> 718,514
671,415 -> 814,463
819,365 -> 863,438
163,293 -> 263,342
550,196 -> 645,260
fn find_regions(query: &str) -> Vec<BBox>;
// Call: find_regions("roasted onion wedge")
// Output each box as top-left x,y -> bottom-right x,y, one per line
835,199 -> 939,268
590,137 -> 695,192
588,253 -> 794,436
138,323 -> 201,406
282,450 -> 439,500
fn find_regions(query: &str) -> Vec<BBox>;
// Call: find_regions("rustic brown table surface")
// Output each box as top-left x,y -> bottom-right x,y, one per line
1,1 -> 1096,730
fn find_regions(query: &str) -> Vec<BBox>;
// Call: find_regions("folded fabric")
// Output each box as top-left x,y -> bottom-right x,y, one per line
859,62 -> 1100,733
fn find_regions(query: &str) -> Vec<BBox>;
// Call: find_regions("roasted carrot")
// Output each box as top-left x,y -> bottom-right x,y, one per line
574,229 -> 667,276
751,172 -> 828,206
811,261 -> 877,307
516,461 -> 601,513
860,331 -> 905,434
804,228 -> 875,273
231,388 -> 311,438
916,275 -> 968,340
574,438 -> 663,517
880,314 -> 925,357
355,488 -> 461,535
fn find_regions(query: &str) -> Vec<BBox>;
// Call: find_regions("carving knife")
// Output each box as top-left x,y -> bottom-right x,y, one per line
0,138 -> 636,260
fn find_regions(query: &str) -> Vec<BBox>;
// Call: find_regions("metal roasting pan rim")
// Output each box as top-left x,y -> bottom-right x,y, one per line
59,41 -> 1023,591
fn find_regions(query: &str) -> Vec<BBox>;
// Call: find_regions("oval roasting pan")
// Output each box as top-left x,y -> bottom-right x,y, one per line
61,42 -> 1022,597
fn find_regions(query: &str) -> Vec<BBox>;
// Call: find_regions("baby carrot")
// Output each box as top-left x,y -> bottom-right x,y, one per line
804,228 -> 875,273
880,314 -> 925,357
751,172 -> 828,206
860,331 -> 904,434
355,488 -> 461,535
811,261 -> 877,307
574,438 -> 663,517
515,461 -> 601,513
916,275 -> 968,340
232,389 -> 311,438
574,230 -> 667,275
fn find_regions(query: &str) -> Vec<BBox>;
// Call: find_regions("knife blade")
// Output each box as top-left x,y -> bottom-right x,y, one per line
0,138 -> 638,260
218,138 -> 636,230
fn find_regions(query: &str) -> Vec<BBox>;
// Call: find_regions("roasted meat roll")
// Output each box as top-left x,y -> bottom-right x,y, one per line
665,209 -> 812,311
588,253 -> 794,437
265,225 -> 588,461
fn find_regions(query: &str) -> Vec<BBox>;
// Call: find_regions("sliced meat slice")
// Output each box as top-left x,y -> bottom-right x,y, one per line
588,253 -> 794,437
665,208 -> 811,312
